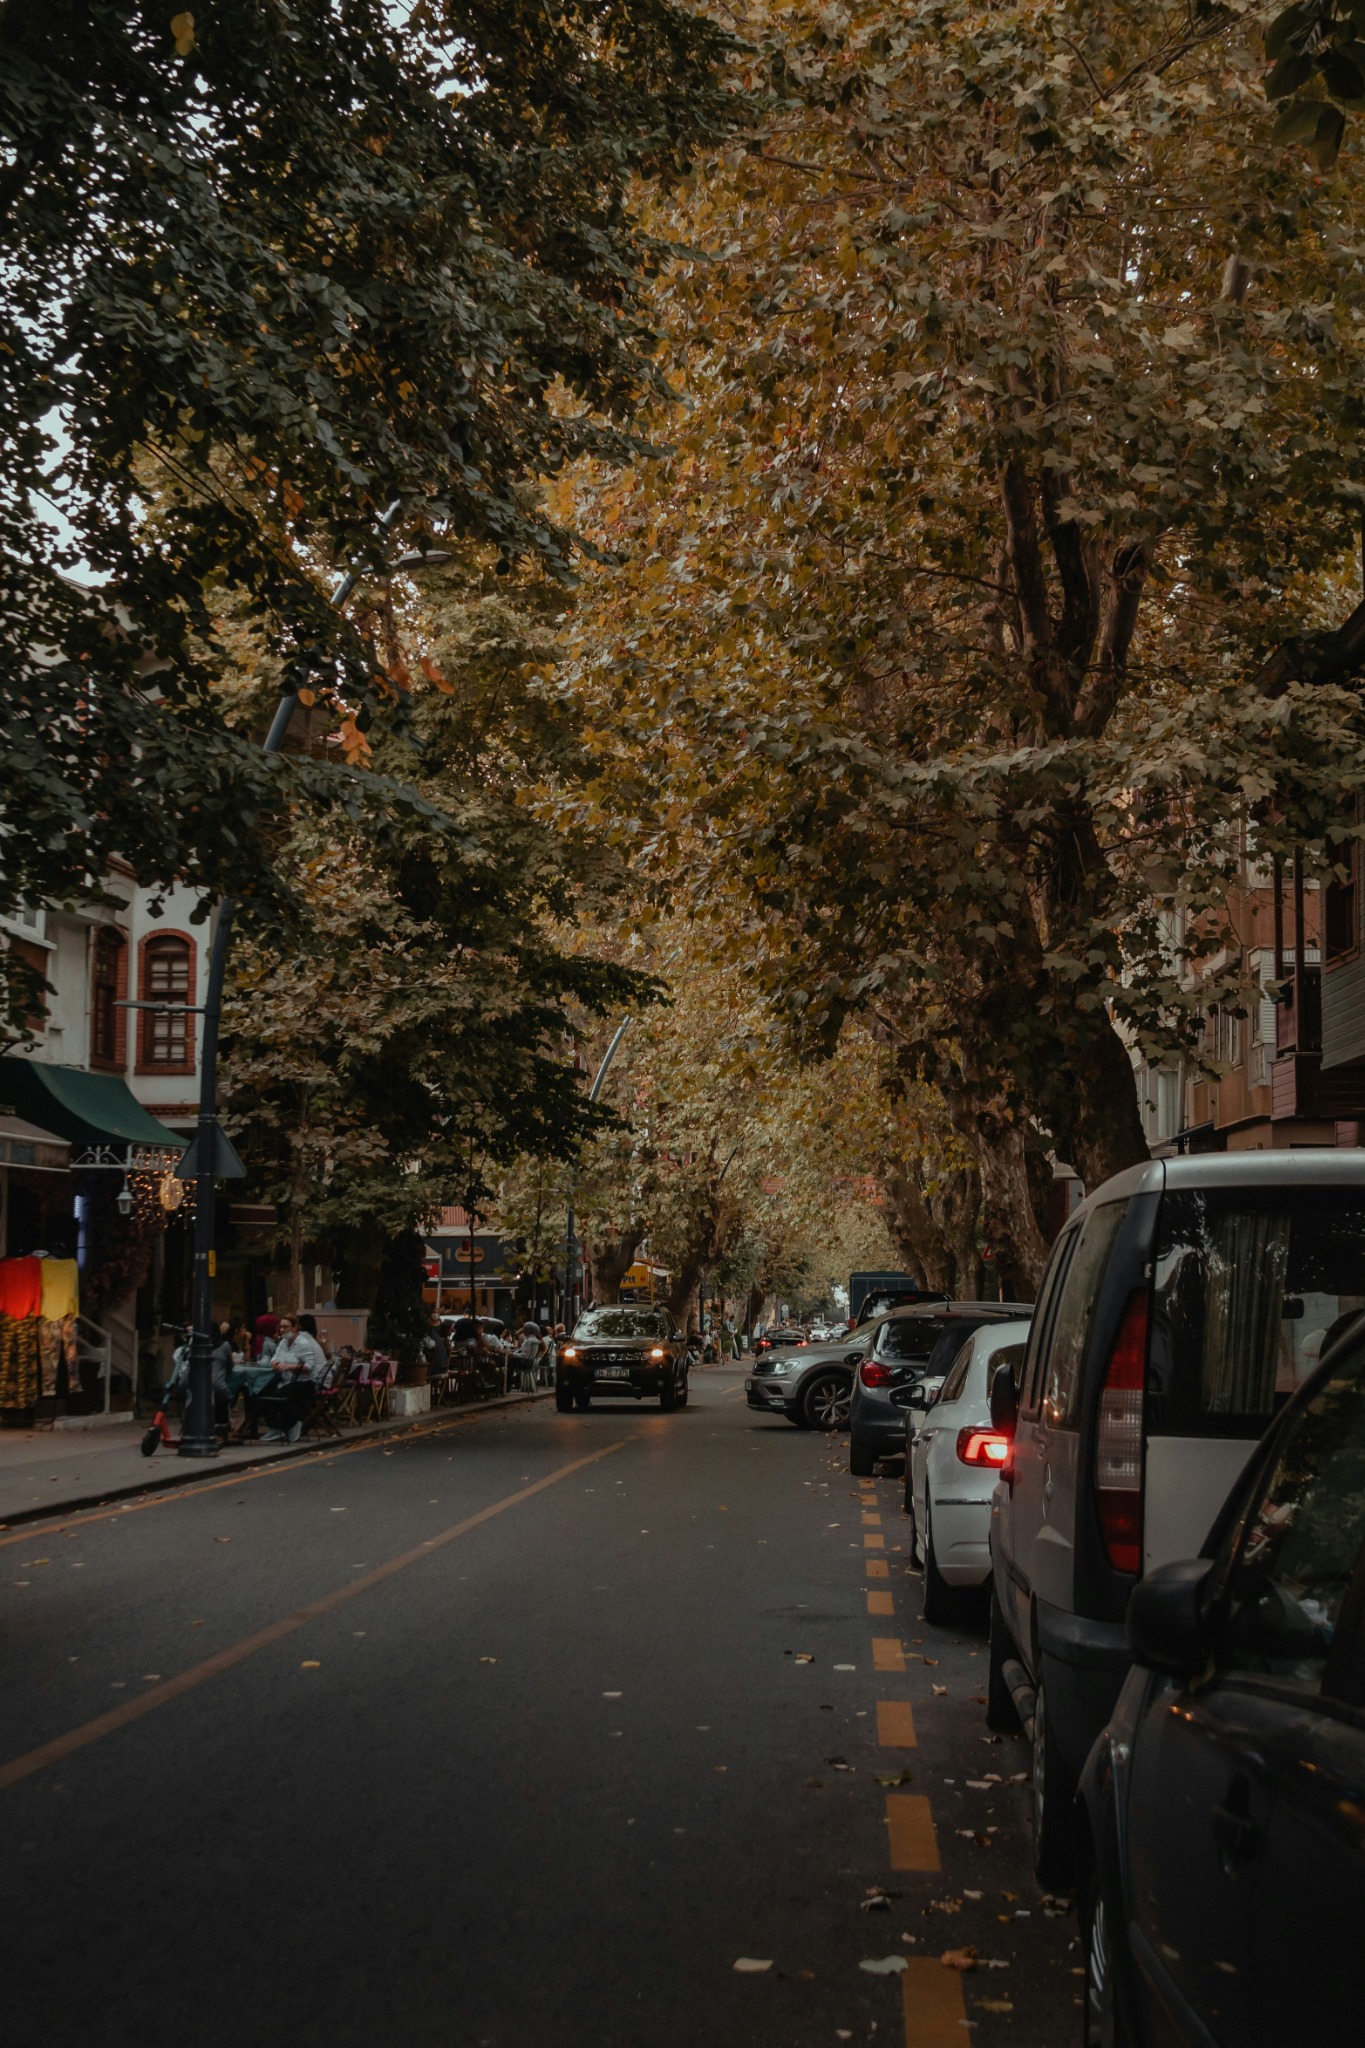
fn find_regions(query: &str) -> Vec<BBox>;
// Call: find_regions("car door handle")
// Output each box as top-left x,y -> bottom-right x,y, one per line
1211,1776 -> 1260,1864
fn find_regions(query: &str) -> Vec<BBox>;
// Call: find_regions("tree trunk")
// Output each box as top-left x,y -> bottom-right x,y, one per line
1061,1007 -> 1151,1194
583,1223 -> 645,1304
971,1098 -> 1051,1301
666,1252 -> 706,1327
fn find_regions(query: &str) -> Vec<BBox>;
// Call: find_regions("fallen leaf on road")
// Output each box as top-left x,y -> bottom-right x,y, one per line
1040,1894 -> 1069,1917
833,1663 -> 856,1671
978,1999 -> 1013,2014
860,1894 -> 890,1913
875,1769 -> 913,1787
940,1948 -> 977,1972
215,1537 -> 231,1544
963,1890 -> 983,1901
931,1684 -> 948,1696
732,1958 -> 771,1974
804,1777 -> 825,1790
300,1661 -> 321,1669
191,1620 -> 204,1627
965,1780 -> 995,1791
793,1653 -> 815,1664
826,1757 -> 853,1770
603,1690 -> 622,1698
859,1957 -> 907,1976
1009,1772 -> 1029,1785
923,1898 -> 962,1917
970,1694 -> 988,1705
836,2032 -> 853,2040
983,1959 -> 1009,1969
479,1657 -> 497,1664
794,1968 -> 815,1980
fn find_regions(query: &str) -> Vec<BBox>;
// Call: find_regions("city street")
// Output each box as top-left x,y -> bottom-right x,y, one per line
0,1367 -> 1078,2048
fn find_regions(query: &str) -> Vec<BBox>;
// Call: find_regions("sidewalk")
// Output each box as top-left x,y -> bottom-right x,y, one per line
0,1389 -> 552,1528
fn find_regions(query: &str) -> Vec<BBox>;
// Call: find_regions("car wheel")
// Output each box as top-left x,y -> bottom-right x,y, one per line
1031,1671 -> 1076,1888
554,1386 -> 574,1413
677,1378 -> 689,1408
849,1439 -> 876,1477
799,1369 -> 852,1432
986,1586 -> 1019,1732
921,1506 -> 963,1626
573,1390 -> 591,1412
660,1377 -> 678,1412
1081,1859 -> 1133,2048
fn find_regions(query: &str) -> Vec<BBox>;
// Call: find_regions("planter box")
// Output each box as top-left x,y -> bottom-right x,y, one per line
388,1385 -> 430,1417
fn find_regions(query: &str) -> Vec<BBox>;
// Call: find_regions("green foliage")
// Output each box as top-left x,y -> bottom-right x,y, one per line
369,1229 -> 431,1371
0,0 -> 743,940
1265,2 -> 1365,164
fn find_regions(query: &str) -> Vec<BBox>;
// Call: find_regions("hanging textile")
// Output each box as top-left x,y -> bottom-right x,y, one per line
39,1320 -> 62,1398
0,1257 -> 42,1319
0,1314 -> 40,1408
40,1258 -> 79,1321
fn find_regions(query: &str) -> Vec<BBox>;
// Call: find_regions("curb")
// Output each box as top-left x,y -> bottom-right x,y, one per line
0,1387 -> 557,1531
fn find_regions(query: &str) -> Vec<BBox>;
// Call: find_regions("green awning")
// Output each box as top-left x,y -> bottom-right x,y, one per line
0,1057 -> 186,1155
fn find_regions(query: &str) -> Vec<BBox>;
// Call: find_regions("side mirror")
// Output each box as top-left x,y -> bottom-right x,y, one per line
989,1362 -> 1019,1434
1126,1558 -> 1215,1677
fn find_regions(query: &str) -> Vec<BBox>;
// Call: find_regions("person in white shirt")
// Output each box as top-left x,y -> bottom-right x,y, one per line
256,1313 -> 329,1441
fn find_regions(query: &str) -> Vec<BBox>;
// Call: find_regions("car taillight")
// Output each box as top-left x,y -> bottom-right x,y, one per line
861,1360 -> 893,1387
956,1427 -> 1011,1467
1095,1290 -> 1148,1576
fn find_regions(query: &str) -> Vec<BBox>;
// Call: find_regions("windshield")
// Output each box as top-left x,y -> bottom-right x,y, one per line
877,1316 -> 957,1363
575,1308 -> 671,1339
1150,1189 -> 1365,1438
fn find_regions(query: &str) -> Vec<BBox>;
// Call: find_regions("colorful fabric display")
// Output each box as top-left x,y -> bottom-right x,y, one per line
0,1256 -> 42,1319
0,1313 -> 40,1408
40,1258 -> 79,1320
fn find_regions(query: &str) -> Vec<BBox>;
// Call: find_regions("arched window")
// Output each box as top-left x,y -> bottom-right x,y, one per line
90,926 -> 127,1068
138,934 -> 194,1070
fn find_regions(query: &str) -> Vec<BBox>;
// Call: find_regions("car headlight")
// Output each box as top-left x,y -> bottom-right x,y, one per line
561,1346 -> 578,1361
765,1360 -> 792,1376
649,1347 -> 665,1359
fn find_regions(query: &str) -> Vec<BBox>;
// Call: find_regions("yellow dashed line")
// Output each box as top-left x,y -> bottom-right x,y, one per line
866,1558 -> 890,1580
886,1793 -> 940,1870
872,1636 -> 905,1672
867,1590 -> 895,1617
862,1511 -> 881,1526
876,1700 -> 917,1747
901,1956 -> 968,2045
864,1533 -> 885,1550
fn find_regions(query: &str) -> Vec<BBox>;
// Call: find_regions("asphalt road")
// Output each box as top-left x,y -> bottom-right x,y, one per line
0,1367 -> 1081,2047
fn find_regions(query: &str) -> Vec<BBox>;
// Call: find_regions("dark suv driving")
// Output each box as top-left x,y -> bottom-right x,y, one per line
555,1306 -> 690,1412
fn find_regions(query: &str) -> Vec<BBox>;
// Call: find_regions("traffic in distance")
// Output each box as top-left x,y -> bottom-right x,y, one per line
734,1154 -> 1365,2046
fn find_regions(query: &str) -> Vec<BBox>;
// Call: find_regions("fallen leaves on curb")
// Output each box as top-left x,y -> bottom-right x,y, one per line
732,1957 -> 771,1974
931,1684 -> 948,1696
940,1947 -> 977,1972
978,1998 -> 1014,2014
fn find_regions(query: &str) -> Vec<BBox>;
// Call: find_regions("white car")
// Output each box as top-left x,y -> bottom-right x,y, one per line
905,1318 -> 1030,1624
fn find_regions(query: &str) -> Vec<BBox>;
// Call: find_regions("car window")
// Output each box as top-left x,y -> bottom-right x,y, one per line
989,1339 -> 1027,1393
1040,1201 -> 1128,1428
1023,1232 -> 1078,1411
1216,1346 -> 1365,1696
936,1338 -> 975,1406
1150,1190 -> 1365,1440
575,1308 -> 671,1338
877,1317 -> 954,1362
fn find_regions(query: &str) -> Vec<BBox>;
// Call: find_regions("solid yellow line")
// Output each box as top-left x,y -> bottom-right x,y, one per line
866,1559 -> 890,1580
864,1533 -> 885,1550
886,1793 -> 940,1871
0,1405 -> 508,1550
877,1700 -> 917,1747
867,1590 -> 895,1617
901,1956 -> 967,2046
872,1636 -> 905,1672
0,1437 -> 632,1793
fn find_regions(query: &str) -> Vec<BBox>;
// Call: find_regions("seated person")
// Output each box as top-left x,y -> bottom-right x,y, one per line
249,1313 -> 329,1443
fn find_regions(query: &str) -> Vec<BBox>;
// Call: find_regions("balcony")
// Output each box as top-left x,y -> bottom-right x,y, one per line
1275,965 -> 1322,1056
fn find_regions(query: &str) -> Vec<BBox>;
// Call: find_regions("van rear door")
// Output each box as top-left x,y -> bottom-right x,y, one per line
1144,1186 -> 1365,1573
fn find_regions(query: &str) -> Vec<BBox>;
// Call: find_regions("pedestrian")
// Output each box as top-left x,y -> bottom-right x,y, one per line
253,1312 -> 327,1443
254,1312 -> 279,1365
514,1320 -> 542,1394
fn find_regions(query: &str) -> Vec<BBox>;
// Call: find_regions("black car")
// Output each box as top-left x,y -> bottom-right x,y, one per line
753,1326 -> 806,1358
555,1306 -> 690,1412
847,1303 -> 1033,1477
1076,1310 -> 1365,2048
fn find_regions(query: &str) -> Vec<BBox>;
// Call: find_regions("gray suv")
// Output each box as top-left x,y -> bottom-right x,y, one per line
987,1150 -> 1365,1885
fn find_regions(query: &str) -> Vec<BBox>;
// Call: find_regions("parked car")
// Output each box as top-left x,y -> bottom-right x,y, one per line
1076,1308 -> 1365,2048
988,1149 -> 1365,1885
848,1302 -> 1033,1475
752,1326 -> 806,1359
746,1318 -> 892,1429
855,1286 -> 946,1326
904,1320 -> 1030,1621
555,1305 -> 691,1411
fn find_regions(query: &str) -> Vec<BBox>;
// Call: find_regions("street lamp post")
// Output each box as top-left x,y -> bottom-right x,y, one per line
178,502 -> 411,1457
562,1016 -> 630,1329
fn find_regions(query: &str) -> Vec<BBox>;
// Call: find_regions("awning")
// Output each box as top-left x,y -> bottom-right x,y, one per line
0,1112 -> 71,1173
0,1058 -> 186,1170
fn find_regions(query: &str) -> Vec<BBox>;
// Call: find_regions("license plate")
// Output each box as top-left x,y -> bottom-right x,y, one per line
596,1367 -> 630,1380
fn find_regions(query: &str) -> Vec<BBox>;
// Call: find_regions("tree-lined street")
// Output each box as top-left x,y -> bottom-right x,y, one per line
2,1375 -> 1076,2048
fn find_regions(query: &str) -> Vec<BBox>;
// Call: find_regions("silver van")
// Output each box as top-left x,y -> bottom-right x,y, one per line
987,1152 -> 1365,1883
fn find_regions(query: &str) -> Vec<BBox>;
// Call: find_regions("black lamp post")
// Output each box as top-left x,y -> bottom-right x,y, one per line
562,1016 -> 631,1329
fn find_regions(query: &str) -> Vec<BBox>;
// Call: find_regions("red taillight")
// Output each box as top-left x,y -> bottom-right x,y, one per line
861,1360 -> 893,1387
1095,1290 -> 1148,1575
956,1427 -> 1011,1467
